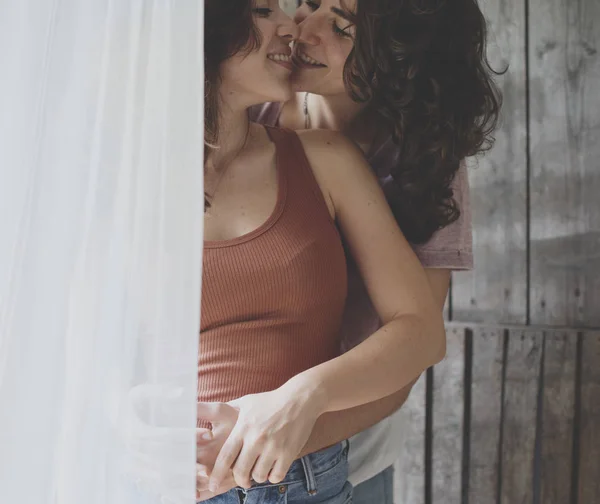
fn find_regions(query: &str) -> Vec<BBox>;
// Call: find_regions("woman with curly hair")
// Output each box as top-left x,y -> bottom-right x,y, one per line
196,0 -> 450,502
198,0 -> 501,502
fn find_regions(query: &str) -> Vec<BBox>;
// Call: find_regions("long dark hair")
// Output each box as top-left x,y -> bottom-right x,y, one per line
204,0 -> 261,207
342,0 -> 503,243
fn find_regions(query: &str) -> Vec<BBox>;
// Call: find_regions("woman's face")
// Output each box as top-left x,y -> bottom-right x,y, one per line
219,0 -> 299,109
291,0 -> 356,96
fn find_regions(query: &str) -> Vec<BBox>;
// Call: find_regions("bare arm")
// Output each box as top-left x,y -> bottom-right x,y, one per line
298,269 -> 451,457
289,130 -> 446,414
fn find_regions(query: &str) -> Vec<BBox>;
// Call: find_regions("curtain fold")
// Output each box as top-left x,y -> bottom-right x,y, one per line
0,1 -> 204,502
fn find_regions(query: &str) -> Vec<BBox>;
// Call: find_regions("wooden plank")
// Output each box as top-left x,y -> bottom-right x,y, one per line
431,327 -> 465,504
279,0 -> 298,16
393,372 -> 426,504
468,328 -> 504,504
540,331 -> 577,504
579,331 -> 600,503
529,0 -> 600,327
501,329 -> 543,504
451,0 -> 528,324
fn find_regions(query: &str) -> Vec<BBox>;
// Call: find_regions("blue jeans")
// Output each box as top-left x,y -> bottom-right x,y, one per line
200,440 -> 352,504
352,465 -> 394,504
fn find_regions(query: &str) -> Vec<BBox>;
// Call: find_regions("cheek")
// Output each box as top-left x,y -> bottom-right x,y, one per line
221,55 -> 265,91
325,37 -> 354,72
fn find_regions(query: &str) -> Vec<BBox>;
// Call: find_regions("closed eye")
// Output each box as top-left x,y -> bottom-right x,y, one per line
332,20 -> 353,38
252,7 -> 273,17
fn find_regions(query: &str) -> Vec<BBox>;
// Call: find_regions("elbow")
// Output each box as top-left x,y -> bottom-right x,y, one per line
420,311 -> 446,367
432,322 -> 447,365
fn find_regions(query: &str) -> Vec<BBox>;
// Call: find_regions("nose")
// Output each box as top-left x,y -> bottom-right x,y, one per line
296,13 -> 321,46
277,12 -> 300,42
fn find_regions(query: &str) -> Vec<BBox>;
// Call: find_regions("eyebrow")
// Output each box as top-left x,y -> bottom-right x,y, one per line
331,7 -> 354,22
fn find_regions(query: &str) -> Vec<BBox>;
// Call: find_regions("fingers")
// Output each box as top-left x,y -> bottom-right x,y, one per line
196,428 -> 213,444
196,489 -> 217,502
231,440 -> 264,489
196,465 -> 210,494
268,455 -> 294,484
197,402 -> 239,425
209,434 -> 243,492
250,450 -> 276,484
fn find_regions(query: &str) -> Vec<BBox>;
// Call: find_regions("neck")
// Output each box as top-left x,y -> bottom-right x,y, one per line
298,92 -> 380,152
206,103 -> 250,173
305,92 -> 365,132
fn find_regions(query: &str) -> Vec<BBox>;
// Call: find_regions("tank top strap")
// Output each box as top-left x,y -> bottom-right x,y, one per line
264,126 -> 333,222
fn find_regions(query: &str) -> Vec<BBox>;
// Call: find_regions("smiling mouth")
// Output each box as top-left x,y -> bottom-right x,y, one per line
267,53 -> 292,63
294,51 -> 327,68
267,53 -> 293,71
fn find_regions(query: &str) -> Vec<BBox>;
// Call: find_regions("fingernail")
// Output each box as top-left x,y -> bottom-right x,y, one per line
209,482 -> 218,493
201,431 -> 213,440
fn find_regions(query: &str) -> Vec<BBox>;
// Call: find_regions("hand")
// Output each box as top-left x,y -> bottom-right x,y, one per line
206,377 -> 326,493
195,463 -> 235,501
196,402 -> 239,468
196,403 -> 239,500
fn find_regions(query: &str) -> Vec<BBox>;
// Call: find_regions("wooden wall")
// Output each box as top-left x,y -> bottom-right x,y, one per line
394,325 -> 600,504
404,0 -> 600,501
451,0 -> 600,328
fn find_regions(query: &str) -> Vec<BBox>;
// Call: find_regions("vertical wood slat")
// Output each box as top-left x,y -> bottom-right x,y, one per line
431,327 -> 465,504
468,328 -> 504,504
529,0 -> 600,327
579,331 -> 600,503
540,331 -> 577,504
450,0 -> 528,324
501,329 -> 543,504
393,373 -> 427,504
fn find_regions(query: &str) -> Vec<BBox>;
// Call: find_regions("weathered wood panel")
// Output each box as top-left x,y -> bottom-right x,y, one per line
394,324 -> 600,504
541,331 -> 577,504
468,327 -> 504,504
579,331 -> 600,503
393,373 -> 426,504
500,329 -> 543,504
432,327 -> 465,504
451,0 -> 528,324
529,0 -> 600,327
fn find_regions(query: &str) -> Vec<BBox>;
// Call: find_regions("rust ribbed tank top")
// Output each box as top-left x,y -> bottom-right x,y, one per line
199,126 -> 348,406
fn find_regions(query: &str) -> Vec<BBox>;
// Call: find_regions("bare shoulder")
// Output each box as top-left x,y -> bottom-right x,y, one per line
295,129 -> 372,187
295,129 -> 381,218
295,129 -> 365,168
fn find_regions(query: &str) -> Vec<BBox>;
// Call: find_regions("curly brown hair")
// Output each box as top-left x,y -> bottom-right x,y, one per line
341,0 -> 503,243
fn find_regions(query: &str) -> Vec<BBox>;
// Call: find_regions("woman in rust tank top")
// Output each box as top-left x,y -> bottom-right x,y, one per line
198,1 -> 445,502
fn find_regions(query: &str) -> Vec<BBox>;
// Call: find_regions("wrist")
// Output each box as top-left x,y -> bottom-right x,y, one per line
283,372 -> 328,417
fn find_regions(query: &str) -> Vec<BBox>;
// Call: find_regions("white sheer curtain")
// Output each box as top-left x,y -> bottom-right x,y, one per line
0,1 -> 203,503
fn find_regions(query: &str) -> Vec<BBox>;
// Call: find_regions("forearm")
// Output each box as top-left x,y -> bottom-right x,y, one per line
291,313 -> 444,414
298,380 -> 416,458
